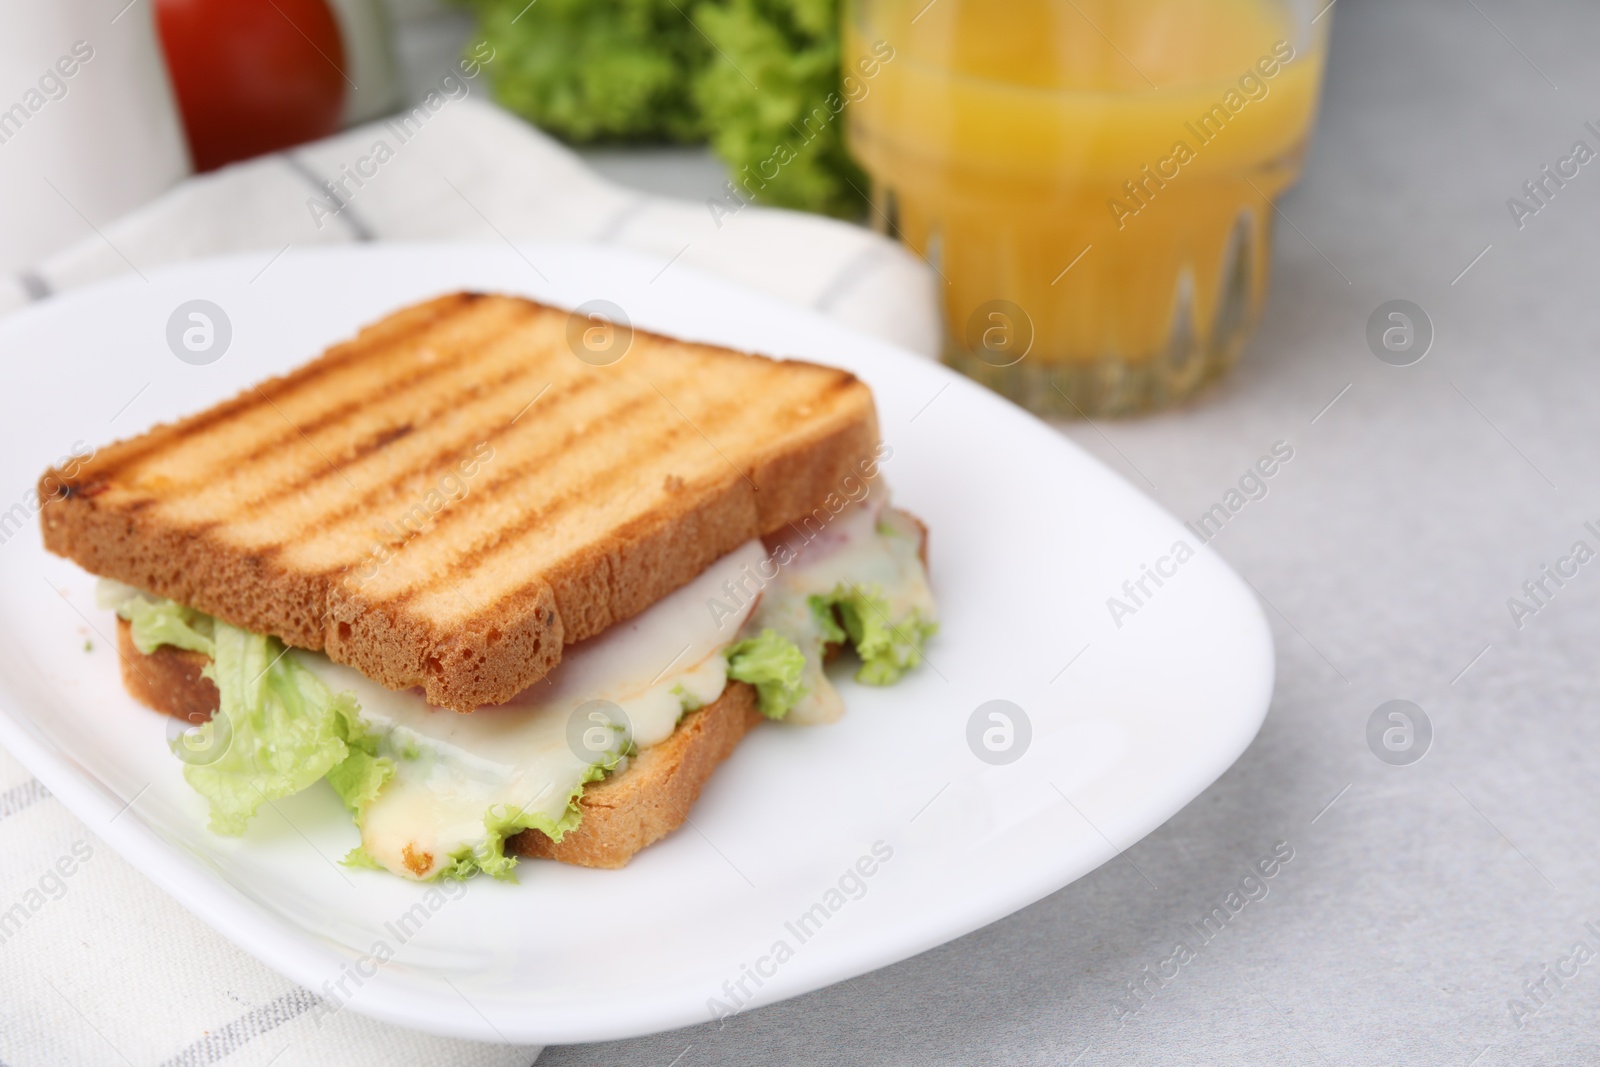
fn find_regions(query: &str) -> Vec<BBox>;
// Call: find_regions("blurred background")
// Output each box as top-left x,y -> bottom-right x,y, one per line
1,0 -> 1333,416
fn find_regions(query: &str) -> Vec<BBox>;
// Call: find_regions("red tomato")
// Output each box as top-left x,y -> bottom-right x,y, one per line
155,0 -> 347,172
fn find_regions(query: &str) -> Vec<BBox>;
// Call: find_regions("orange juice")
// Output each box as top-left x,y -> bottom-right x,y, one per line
845,0 -> 1328,414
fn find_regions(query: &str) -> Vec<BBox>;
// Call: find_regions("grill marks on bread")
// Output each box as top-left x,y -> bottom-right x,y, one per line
40,293 -> 879,709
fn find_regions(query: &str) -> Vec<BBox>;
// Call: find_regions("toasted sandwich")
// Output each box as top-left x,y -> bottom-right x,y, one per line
39,293 -> 937,881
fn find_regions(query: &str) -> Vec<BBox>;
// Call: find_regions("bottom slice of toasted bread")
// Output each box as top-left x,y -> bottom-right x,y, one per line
115,617 -> 761,870
510,685 -> 760,869
116,618 -> 221,725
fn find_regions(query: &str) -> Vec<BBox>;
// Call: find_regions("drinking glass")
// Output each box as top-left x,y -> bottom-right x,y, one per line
845,0 -> 1330,416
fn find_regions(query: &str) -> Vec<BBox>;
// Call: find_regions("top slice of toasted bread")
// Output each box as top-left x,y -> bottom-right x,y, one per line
41,293 -> 879,710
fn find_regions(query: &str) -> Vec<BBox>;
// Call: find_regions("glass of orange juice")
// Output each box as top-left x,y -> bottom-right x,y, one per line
845,0 -> 1329,416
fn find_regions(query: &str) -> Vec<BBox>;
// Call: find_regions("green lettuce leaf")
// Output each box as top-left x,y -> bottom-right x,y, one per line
810,584 -> 938,686
727,628 -> 807,719
341,844 -> 385,870
117,596 -> 215,657
435,764 -> 604,882
185,622 -> 391,836
108,587 -> 392,836
325,741 -> 393,819
692,0 -> 867,217
810,594 -> 847,646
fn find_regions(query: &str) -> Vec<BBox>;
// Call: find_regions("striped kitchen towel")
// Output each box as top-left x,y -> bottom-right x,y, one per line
0,96 -> 940,358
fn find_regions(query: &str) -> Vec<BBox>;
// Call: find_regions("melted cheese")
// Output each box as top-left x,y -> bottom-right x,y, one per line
298,540 -> 768,879
746,499 -> 937,724
288,495 -> 937,881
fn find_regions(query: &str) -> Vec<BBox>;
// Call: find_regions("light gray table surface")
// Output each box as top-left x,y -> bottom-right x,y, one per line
529,1 -> 1600,1063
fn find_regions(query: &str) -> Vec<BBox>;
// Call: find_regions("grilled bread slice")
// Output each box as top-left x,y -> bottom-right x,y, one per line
116,616 -> 761,869
44,293 -> 879,710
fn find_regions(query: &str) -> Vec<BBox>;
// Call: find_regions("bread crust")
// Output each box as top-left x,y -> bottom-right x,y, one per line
112,619 -> 760,870
115,617 -> 220,723
510,683 -> 763,869
39,293 -> 880,711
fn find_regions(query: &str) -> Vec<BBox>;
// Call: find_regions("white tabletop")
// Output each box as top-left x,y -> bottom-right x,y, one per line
534,0 -> 1600,1063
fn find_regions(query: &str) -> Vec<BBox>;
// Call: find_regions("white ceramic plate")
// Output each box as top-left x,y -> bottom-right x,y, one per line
0,243 -> 1273,1044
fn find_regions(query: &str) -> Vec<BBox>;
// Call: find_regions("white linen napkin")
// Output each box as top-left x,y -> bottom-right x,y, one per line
0,96 -> 941,357
0,97 -> 938,1066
